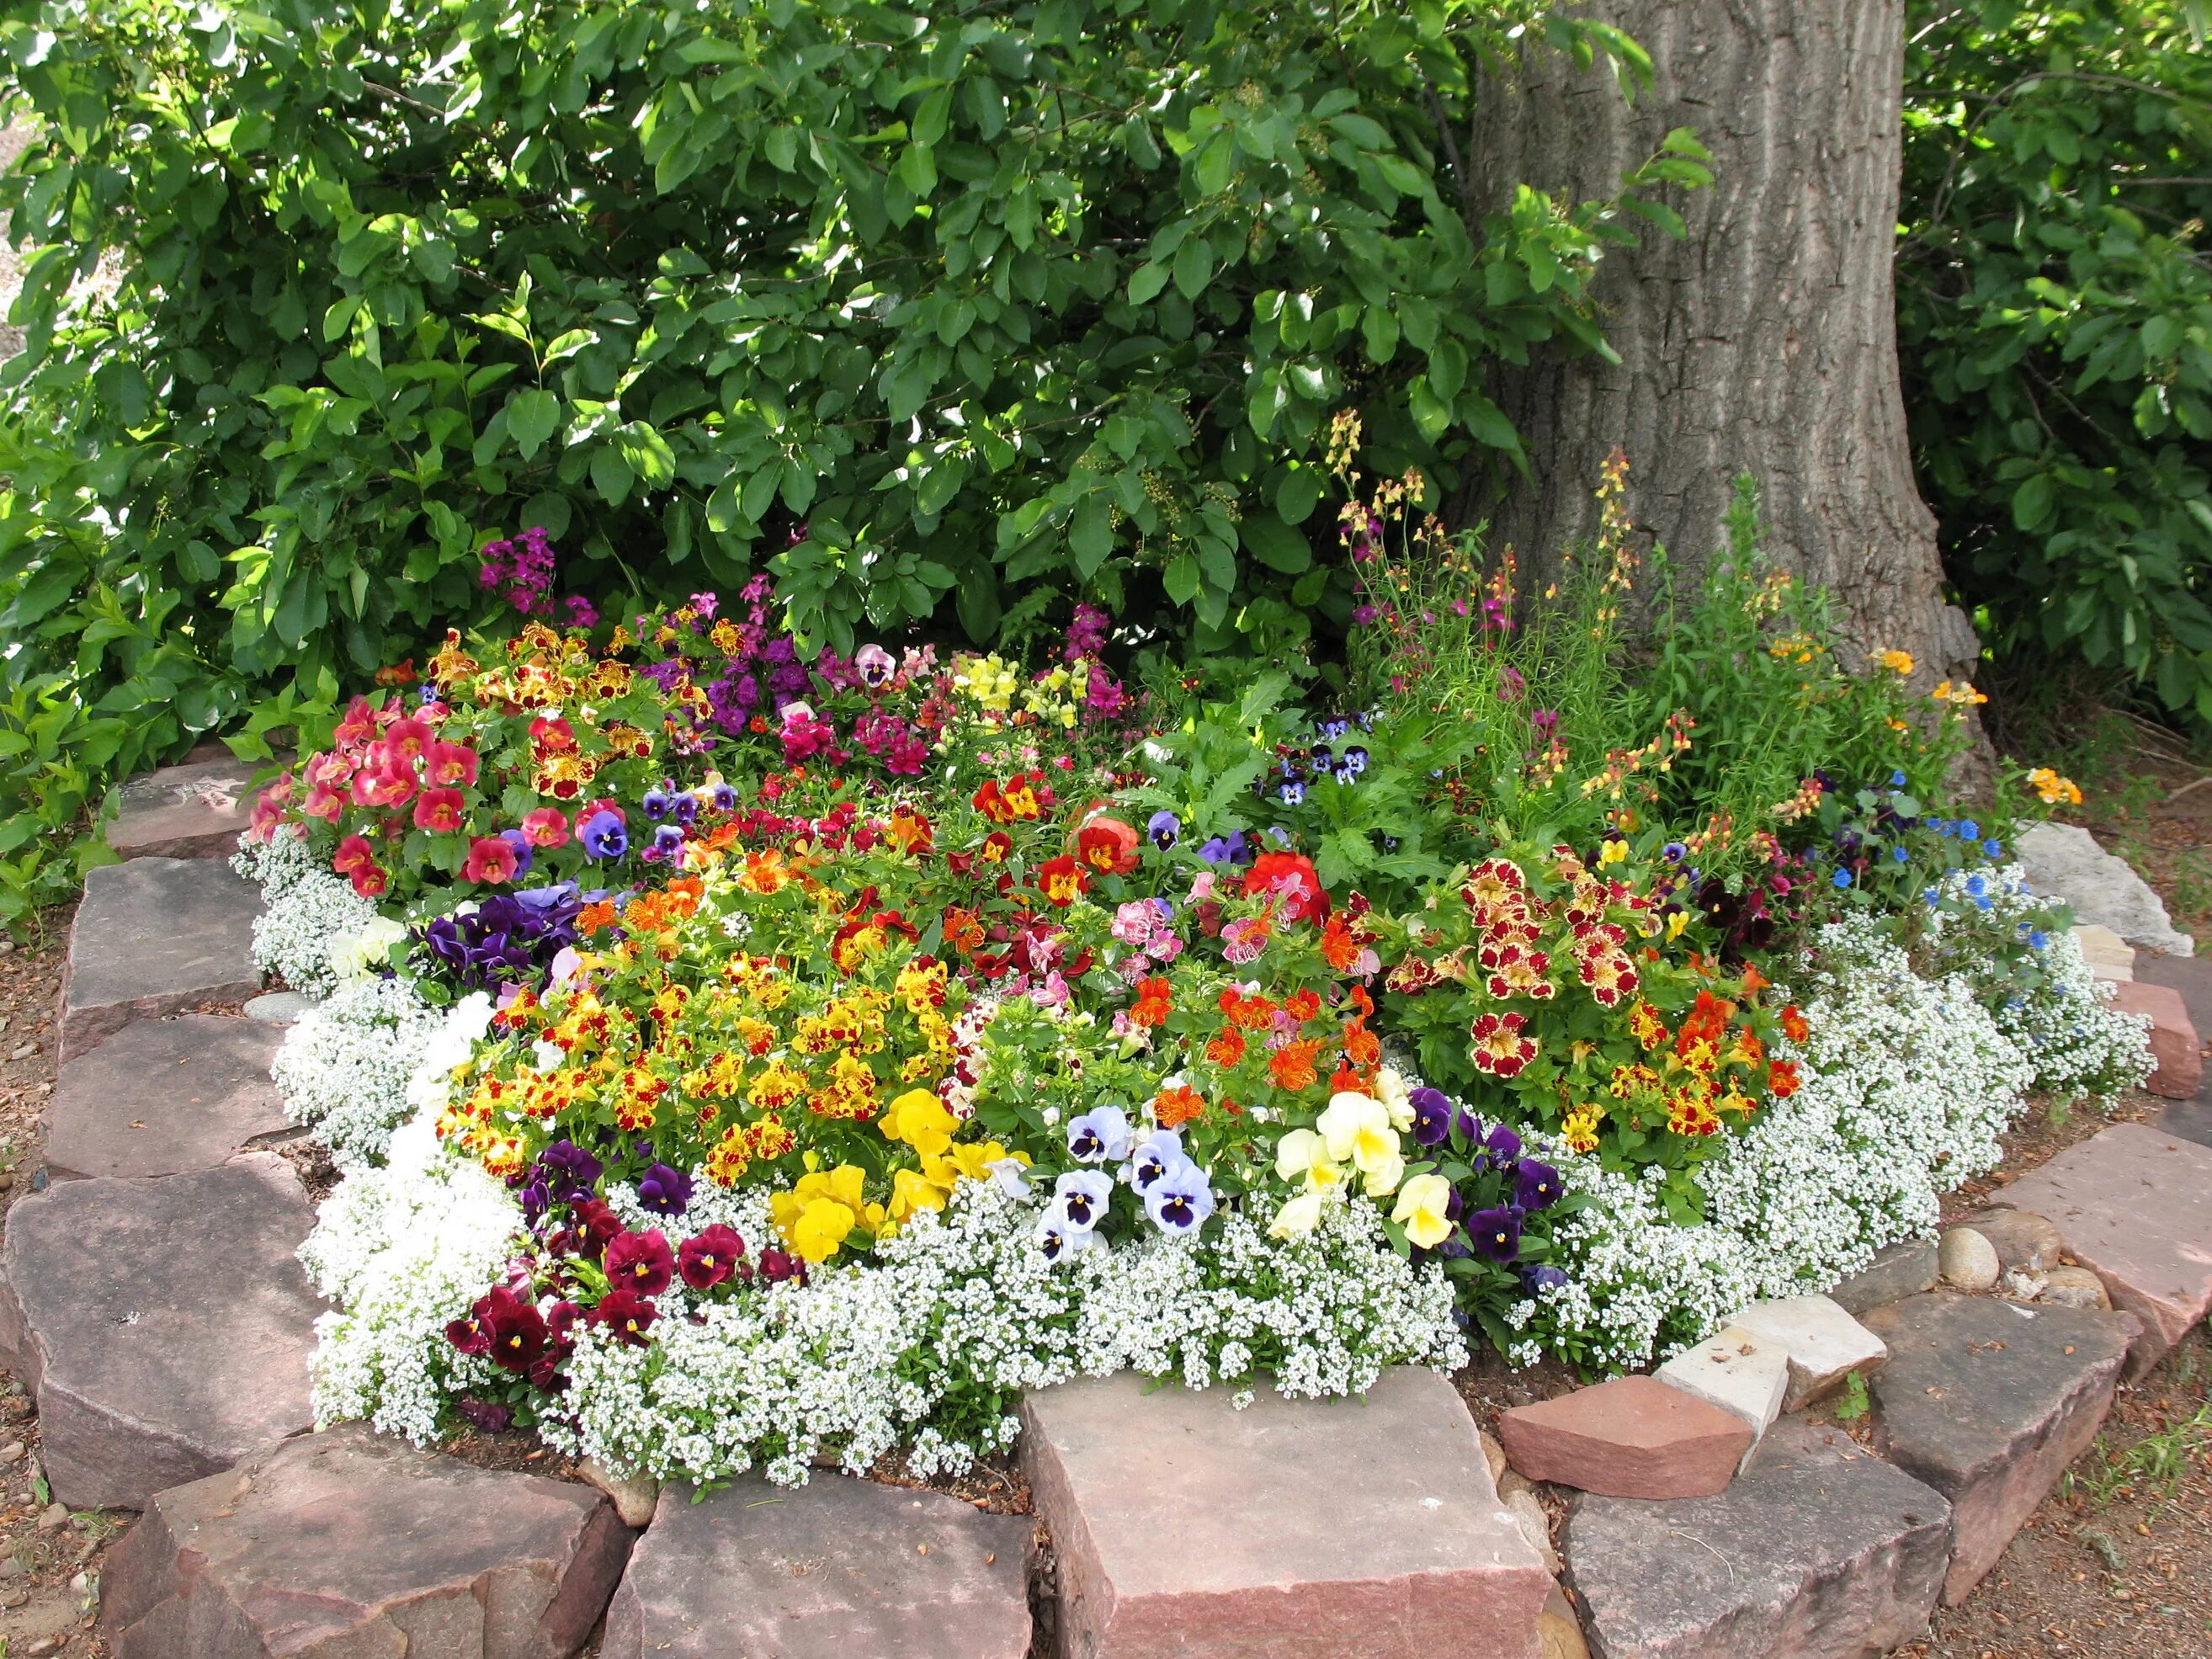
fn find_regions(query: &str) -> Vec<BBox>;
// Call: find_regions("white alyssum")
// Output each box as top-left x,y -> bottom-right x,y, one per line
271,976 -> 448,1167
234,829 -> 378,999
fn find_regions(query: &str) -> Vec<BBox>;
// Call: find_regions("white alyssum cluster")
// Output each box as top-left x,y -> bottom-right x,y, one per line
300,1109 -> 522,1445
1917,864 -> 2152,1101
233,829 -> 379,998
271,976 -> 448,1167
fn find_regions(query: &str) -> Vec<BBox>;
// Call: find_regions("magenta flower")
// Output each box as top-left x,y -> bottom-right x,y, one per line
604,1228 -> 675,1296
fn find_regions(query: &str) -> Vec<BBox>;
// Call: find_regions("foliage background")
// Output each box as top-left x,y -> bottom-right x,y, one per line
0,0 -> 1706,926
1899,0 -> 2212,732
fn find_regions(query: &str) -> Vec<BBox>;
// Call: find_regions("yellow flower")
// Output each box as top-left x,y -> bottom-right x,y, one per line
1872,648 -> 1915,677
1561,1104 -> 1603,1154
768,1165 -> 885,1262
1391,1173 -> 1455,1249
1316,1092 -> 1402,1197
2027,766 -> 2084,806
886,1166 -> 950,1226
1273,1127 -> 1344,1193
1269,1188 -> 1327,1239
879,1087 -> 955,1161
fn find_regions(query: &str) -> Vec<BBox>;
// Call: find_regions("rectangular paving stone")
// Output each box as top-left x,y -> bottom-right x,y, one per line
2108,981 -> 2203,1100
47,1014 -> 289,1181
1022,1369 -> 1550,1659
1826,1238 -> 1938,1316
107,756 -> 262,861
1564,1419 -> 1950,1659
603,1474 -> 1030,1659
1995,1120 -> 2212,1377
1860,1292 -> 2135,1604
2135,951 -> 2212,1042
59,857 -> 263,1061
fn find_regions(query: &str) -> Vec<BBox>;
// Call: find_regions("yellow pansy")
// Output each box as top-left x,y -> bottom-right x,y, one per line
1269,1188 -> 1326,1239
1391,1173 -> 1455,1250
1273,1128 -> 1344,1192
880,1087 -> 956,1161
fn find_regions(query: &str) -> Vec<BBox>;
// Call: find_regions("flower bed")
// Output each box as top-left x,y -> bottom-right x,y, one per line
239,483 -> 2151,1488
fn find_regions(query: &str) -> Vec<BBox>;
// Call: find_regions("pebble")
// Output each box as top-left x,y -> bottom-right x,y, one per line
1938,1227 -> 2001,1291
36,1502 -> 68,1530
0,1439 -> 24,1462
0,1556 -> 26,1579
0,1586 -> 25,1608
8,1043 -> 35,1061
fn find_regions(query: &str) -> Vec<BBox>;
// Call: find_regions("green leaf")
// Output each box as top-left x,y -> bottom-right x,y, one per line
1070,496 -> 1114,577
507,389 -> 561,461
1240,513 -> 1311,573
2012,473 -> 2055,533
1172,237 -> 1214,300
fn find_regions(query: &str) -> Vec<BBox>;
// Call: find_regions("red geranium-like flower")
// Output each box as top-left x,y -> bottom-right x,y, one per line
462,834 -> 519,885
351,864 -> 389,899
332,833 -> 377,876
413,787 -> 465,834
1073,815 -> 1141,876
678,1224 -> 747,1291
1469,1011 -> 1539,1078
1038,854 -> 1089,907
521,807 -> 570,848
589,1290 -> 659,1347
1242,850 -> 1329,923
424,740 -> 480,788
604,1228 -> 675,1296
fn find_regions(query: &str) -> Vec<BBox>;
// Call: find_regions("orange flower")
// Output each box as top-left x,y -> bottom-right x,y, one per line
1220,989 -> 1279,1030
885,810 -> 934,854
1154,1083 -> 1207,1129
1739,962 -> 1769,995
1779,1005 -> 1810,1044
1268,1039 -> 1323,1091
1038,854 -> 1088,907
1284,989 -> 1322,1024
941,905 -> 986,958
1073,816 -> 1141,875
577,900 -> 618,935
1767,1060 -> 1802,1098
1204,1027 -> 1247,1066
1130,976 -> 1174,1029
1342,1020 -> 1381,1067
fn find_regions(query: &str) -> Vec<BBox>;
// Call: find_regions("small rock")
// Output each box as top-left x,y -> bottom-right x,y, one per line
0,1555 -> 29,1579
1478,1428 -> 1509,1487
242,991 -> 315,1025
577,1454 -> 660,1528
0,1439 -> 25,1463
1539,1584 -> 1588,1659
1504,1488 -> 1561,1576
1654,1326 -> 1789,1450
36,1502 -> 68,1530
66,1572 -> 86,1595
1828,1237 -> 1938,1316
2038,1266 -> 2114,1311
1959,1209 -> 2066,1275
8,1043 -> 35,1061
0,1585 -> 26,1607
1938,1227 -> 2000,1291
1723,1295 -> 1889,1412
1498,1376 -> 1753,1500
20,1635 -> 61,1656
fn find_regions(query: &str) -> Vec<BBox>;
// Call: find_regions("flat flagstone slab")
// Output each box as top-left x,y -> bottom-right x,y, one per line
1860,1292 -> 2135,1604
1497,1375 -> 1752,1501
1995,1120 -> 2212,1376
1652,1326 -> 1788,1450
100,1423 -> 631,1659
59,857 -> 262,1061
2135,951 -> 2212,1054
1827,1237 -> 1938,1316
0,1153 -> 320,1509
1563,1419 -> 1950,1659
1724,1295 -> 1889,1412
46,1014 -> 288,1181
107,756 -> 258,861
603,1473 -> 1029,1659
2016,822 -> 2194,956
2073,923 -> 2135,981
1022,1369 -> 1550,1659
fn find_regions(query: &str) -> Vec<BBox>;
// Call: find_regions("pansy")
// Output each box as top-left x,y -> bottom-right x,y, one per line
1050,1170 -> 1115,1232
1315,1092 -> 1403,1197
1466,1206 -> 1522,1263
604,1228 -> 676,1295
579,809 -> 629,860
1146,810 -> 1181,850
637,1162 -> 694,1216
1143,1160 -> 1215,1234
1391,1173 -> 1454,1250
678,1225 -> 747,1289
1067,1106 -> 1133,1165
1407,1086 -> 1453,1146
1035,1212 -> 1103,1263
588,1289 -> 658,1346
1125,1130 -> 1185,1192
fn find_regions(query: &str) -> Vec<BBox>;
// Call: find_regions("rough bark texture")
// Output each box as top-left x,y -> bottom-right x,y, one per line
1470,0 -> 1980,688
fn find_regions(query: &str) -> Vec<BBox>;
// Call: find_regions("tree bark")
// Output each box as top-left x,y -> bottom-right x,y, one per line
1470,0 -> 1982,692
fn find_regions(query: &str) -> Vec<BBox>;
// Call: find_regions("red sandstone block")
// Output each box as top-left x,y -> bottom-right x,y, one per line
1022,1369 -> 1549,1659
1497,1375 -> 1753,1501
1997,1121 -> 2212,1377
2109,980 -> 2203,1100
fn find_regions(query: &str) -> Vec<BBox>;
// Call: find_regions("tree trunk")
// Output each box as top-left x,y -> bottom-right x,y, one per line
1470,0 -> 1982,694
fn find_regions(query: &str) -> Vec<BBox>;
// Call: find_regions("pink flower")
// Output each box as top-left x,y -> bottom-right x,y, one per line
423,741 -> 480,788
414,788 -> 465,833
358,763 -> 417,810
332,697 -> 380,748
349,864 -> 389,899
383,717 -> 433,764
463,835 -> 518,885
332,834 -> 378,877
521,808 -> 569,848
1111,901 -> 1158,946
300,784 -> 346,822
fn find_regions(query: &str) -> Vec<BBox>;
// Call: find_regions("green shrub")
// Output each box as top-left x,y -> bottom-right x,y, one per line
1899,0 -> 2212,730
0,0 -> 1710,929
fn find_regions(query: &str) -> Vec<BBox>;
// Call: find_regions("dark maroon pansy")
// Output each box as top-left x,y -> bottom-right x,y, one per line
678,1225 -> 747,1291
590,1290 -> 658,1346
569,1197 -> 624,1260
604,1228 -> 675,1296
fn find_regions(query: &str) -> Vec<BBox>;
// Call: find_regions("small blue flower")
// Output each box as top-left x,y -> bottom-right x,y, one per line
1832,869 -> 1853,890
1279,780 -> 1305,806
1983,837 -> 2002,859
641,785 -> 674,821
1143,1158 -> 1215,1234
1959,819 -> 1981,841
1965,873 -> 1988,897
2029,930 -> 2050,950
1890,769 -> 1907,788
1892,845 -> 1908,862
579,810 -> 628,861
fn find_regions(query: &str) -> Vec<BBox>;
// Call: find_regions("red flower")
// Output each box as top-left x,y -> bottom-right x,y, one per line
521,807 -> 570,848
1073,815 -> 1141,876
678,1225 -> 747,1290
1469,1011 -> 1539,1078
1767,1061 -> 1802,1098
1038,854 -> 1088,907
332,834 -> 377,876
604,1228 -> 675,1296
424,740 -> 480,788
350,864 -> 389,899
588,1290 -> 659,1346
444,1285 -> 547,1374
1130,976 -> 1173,1029
1779,1006 -> 1810,1044
413,787 -> 465,834
1242,851 -> 1329,923
463,835 -> 519,885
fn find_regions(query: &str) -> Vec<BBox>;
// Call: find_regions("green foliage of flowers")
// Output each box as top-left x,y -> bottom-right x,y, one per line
1901,0 -> 2212,730
0,0 -> 1715,930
